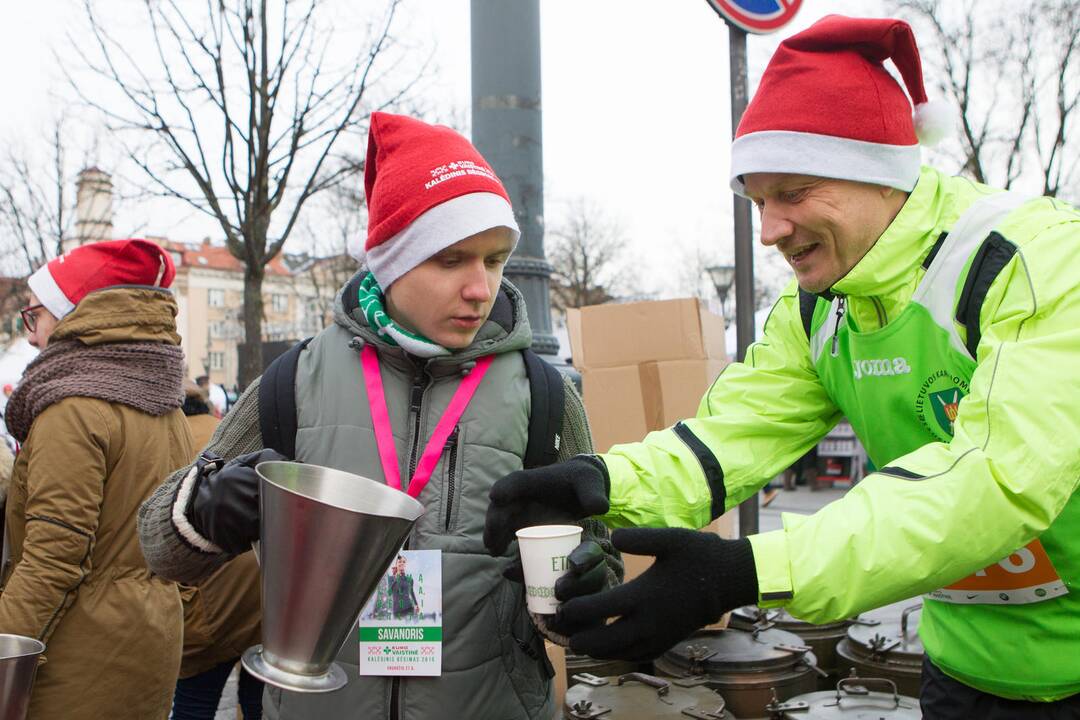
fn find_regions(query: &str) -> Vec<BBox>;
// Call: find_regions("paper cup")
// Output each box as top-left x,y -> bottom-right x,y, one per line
516,524 -> 583,614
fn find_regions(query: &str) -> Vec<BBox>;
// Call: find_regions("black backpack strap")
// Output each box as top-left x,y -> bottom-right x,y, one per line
258,337 -> 313,460
954,231 -> 1018,358
521,348 -> 564,469
798,289 -> 818,340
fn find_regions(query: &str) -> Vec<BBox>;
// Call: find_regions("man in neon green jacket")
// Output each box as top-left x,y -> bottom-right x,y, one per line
485,15 -> 1080,718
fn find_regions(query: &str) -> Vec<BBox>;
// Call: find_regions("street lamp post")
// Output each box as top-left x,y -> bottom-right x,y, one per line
706,264 -> 737,327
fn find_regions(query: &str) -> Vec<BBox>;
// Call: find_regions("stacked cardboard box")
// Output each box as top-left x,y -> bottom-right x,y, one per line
565,297 -> 736,579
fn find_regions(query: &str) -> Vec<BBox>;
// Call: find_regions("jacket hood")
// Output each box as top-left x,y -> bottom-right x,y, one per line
331,270 -> 534,363
49,286 -> 182,347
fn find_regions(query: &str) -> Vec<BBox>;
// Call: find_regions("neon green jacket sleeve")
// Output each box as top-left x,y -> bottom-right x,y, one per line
750,212 -> 1080,620
599,282 -> 841,530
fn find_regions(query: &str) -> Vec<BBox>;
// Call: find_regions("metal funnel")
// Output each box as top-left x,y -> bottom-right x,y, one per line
0,634 -> 44,720
241,461 -> 424,693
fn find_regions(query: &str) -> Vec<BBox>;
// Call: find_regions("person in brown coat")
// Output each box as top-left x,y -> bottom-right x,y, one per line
173,380 -> 263,719
1,239 -> 192,719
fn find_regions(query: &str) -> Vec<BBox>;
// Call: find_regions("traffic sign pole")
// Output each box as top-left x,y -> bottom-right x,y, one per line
728,22 -> 759,538
706,0 -> 802,538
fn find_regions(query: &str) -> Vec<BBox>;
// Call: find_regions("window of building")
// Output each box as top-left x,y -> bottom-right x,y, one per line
208,289 -> 225,307
209,351 -> 225,370
272,294 -> 289,313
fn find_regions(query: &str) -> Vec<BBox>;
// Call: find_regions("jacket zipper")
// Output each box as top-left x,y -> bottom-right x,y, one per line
393,364 -> 429,720
870,296 -> 887,328
444,426 -> 460,531
830,295 -> 846,357
406,369 -> 430,482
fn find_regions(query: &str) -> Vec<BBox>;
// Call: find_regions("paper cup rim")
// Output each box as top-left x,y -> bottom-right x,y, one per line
515,524 -> 583,540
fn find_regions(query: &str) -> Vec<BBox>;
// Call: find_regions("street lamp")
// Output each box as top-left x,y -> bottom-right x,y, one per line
706,264 -> 736,326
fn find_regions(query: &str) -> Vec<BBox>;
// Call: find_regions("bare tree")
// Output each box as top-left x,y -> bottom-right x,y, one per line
548,198 -> 630,311
0,121 -> 72,277
891,0 -> 1080,197
69,0 -> 425,385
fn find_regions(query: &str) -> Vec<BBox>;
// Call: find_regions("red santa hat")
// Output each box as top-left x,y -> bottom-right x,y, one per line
730,15 -> 951,196
28,239 -> 176,320
360,112 -> 519,288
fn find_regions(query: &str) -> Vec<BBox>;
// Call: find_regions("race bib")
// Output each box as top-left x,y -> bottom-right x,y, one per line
358,549 -> 442,676
927,539 -> 1068,605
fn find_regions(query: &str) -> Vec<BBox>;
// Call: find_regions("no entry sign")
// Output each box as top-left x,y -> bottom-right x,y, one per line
706,0 -> 803,34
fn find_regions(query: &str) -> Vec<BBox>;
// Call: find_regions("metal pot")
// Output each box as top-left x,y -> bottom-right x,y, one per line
835,604 -> 924,698
767,675 -> 922,719
563,672 -> 735,719
729,606 -> 862,688
654,627 -> 825,719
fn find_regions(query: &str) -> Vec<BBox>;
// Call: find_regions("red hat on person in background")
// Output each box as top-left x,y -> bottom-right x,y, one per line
359,112 -> 520,288
729,15 -> 952,196
27,239 -> 176,321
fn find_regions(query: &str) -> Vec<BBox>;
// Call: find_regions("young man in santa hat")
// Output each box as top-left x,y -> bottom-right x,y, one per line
138,112 -> 621,720
483,15 -> 1080,718
2,240 -> 192,719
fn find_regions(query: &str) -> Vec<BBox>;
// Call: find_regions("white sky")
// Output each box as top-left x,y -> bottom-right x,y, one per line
0,0 -> 886,298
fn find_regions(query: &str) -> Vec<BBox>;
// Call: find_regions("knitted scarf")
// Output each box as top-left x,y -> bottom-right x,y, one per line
5,340 -> 185,443
356,272 -> 450,358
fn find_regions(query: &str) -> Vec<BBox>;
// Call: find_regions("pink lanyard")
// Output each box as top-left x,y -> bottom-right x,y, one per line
361,344 -> 493,498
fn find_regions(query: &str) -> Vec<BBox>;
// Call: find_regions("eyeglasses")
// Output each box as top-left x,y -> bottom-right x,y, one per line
19,304 -> 45,333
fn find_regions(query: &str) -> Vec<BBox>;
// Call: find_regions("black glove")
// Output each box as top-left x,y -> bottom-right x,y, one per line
553,528 -> 758,661
484,455 -> 611,556
188,448 -> 288,554
503,538 -> 609,601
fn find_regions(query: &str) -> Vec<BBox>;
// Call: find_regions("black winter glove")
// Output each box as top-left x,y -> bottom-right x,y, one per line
484,455 -> 610,556
188,448 -> 288,554
503,538 -> 609,601
553,528 -> 758,661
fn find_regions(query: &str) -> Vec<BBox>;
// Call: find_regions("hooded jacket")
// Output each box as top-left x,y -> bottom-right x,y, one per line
596,166 -> 1080,702
0,287 -> 193,719
138,273 -> 621,719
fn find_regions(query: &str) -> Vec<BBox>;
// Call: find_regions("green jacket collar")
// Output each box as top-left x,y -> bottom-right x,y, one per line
831,166 -> 947,299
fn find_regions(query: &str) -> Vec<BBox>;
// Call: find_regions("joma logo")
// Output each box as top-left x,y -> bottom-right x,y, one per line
853,357 -> 911,380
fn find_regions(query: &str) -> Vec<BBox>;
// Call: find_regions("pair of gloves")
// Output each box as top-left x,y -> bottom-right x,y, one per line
189,452 -> 759,661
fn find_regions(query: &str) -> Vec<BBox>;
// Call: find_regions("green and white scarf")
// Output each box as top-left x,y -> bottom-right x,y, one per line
357,273 -> 451,358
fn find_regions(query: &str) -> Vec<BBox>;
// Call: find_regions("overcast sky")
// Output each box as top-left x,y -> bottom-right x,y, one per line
0,0 -> 887,299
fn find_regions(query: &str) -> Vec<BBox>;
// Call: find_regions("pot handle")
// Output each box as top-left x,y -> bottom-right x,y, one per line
616,672 -> 670,697
900,603 -> 922,637
836,676 -> 900,707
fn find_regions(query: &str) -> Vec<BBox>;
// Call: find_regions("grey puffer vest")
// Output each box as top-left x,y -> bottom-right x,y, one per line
265,277 -> 555,720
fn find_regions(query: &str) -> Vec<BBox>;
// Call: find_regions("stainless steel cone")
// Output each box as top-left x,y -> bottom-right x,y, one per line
241,461 -> 424,693
0,634 -> 44,720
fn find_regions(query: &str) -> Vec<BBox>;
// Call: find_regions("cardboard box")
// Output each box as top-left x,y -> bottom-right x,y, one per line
544,641 -> 567,715
582,358 -> 728,453
566,298 -> 726,369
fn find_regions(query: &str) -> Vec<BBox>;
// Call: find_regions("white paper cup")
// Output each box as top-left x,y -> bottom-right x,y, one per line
516,524 -> 583,614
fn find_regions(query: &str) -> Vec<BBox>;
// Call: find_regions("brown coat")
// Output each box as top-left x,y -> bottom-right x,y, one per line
0,289 -> 194,720
178,412 -> 262,678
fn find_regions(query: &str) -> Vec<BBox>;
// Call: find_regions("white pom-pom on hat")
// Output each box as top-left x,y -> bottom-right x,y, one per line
913,98 -> 952,146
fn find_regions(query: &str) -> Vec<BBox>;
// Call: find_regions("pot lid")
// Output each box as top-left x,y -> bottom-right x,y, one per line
845,605 -> 924,660
768,676 -> 922,719
730,605 -> 854,633
660,627 -> 815,674
563,673 -> 735,719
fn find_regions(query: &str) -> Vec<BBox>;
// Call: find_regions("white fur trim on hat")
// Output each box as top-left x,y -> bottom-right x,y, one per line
27,263 -> 76,320
366,192 -> 520,288
730,130 -> 922,196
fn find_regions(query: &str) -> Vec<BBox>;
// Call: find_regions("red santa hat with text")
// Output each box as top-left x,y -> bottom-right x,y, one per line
28,239 -> 175,320
730,15 -> 951,196
357,112 -> 519,288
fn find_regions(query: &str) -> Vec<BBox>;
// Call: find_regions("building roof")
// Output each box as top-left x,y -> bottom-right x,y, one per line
157,238 -> 293,276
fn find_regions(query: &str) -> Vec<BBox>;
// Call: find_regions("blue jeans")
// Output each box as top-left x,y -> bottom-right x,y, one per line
172,659 -> 264,719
